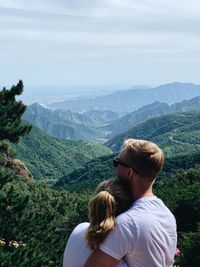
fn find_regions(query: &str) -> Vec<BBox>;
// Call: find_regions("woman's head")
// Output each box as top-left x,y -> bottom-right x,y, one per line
95,179 -> 132,216
85,179 -> 132,250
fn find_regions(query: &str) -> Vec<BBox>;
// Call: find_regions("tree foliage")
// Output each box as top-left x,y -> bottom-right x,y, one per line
11,126 -> 112,183
0,168 -> 89,266
0,80 -> 32,143
156,166 -> 200,267
179,228 -> 200,267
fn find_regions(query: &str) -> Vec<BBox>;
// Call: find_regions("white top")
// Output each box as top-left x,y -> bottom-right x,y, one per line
63,222 -> 128,267
100,196 -> 177,267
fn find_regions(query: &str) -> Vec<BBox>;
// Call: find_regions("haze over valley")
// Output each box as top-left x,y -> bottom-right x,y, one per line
23,82 -> 200,142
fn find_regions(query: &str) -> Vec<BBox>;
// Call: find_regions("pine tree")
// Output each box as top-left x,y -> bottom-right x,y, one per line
0,81 -> 31,254
0,169 -> 29,251
0,80 -> 32,143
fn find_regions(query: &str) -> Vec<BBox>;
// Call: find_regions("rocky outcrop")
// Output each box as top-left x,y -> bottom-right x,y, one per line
0,149 -> 33,180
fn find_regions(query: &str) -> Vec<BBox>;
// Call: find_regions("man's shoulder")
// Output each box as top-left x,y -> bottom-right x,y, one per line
116,196 -> 175,226
116,207 -> 136,226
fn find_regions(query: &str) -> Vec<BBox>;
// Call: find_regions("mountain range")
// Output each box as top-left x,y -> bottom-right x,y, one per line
47,82 -> 200,113
23,96 -> 200,142
23,103 -> 106,142
103,96 -> 200,137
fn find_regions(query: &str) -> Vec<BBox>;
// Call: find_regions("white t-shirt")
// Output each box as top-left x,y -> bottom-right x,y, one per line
63,222 -> 128,267
100,196 -> 177,267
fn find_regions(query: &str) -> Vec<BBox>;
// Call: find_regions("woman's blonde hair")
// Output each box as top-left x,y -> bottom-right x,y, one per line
85,179 -> 132,250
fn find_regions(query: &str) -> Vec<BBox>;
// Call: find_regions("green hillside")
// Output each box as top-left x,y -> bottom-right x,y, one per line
104,96 -> 200,138
55,149 -> 200,192
11,126 -> 112,184
106,111 -> 200,153
56,111 -> 200,191
55,153 -> 115,190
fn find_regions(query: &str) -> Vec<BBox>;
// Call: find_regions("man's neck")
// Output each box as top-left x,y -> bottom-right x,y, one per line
133,191 -> 154,201
131,182 -> 154,201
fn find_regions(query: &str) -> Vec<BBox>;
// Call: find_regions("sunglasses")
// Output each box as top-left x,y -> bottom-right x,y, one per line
113,157 -> 138,173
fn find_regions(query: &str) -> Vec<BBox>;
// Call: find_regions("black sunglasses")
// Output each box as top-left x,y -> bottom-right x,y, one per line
113,157 -> 138,173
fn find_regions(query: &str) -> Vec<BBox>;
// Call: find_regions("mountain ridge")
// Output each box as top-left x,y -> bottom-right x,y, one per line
106,110 -> 200,152
23,103 -> 106,142
47,82 -> 200,113
103,96 -> 200,137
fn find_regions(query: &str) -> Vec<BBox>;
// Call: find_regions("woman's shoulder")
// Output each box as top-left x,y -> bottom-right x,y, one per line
72,222 -> 90,234
67,222 -> 90,245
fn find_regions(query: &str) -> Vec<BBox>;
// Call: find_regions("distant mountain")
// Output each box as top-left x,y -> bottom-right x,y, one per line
23,97 -> 200,143
23,103 -> 105,142
12,126 -> 112,183
83,109 -> 120,124
47,82 -> 200,113
104,96 -> 200,137
106,110 -> 200,152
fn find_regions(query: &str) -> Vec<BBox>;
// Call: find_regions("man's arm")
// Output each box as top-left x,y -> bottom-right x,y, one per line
84,249 -> 119,267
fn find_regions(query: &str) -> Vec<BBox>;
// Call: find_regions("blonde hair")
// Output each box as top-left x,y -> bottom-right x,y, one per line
85,179 -> 132,250
123,139 -> 164,181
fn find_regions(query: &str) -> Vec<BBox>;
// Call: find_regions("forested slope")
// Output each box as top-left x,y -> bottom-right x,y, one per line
55,111 -> 200,191
104,96 -> 200,137
12,126 -> 112,183
0,167 -> 90,267
106,111 -> 200,152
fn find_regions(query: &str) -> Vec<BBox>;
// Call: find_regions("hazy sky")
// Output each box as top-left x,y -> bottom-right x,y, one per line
1,0 -> 200,89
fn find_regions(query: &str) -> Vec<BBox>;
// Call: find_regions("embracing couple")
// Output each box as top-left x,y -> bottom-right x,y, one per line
63,139 -> 177,267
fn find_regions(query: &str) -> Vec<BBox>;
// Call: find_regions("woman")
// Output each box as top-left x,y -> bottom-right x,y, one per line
63,179 -> 132,267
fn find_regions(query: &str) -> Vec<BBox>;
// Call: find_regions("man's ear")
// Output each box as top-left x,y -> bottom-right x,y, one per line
128,168 -> 133,177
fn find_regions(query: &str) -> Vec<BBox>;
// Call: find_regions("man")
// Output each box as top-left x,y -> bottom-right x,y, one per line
84,139 -> 177,267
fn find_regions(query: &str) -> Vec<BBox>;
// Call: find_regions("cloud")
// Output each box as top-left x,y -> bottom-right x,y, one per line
0,0 -> 200,86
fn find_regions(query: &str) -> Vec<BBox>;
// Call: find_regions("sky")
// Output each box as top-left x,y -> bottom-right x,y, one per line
0,0 -> 200,92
